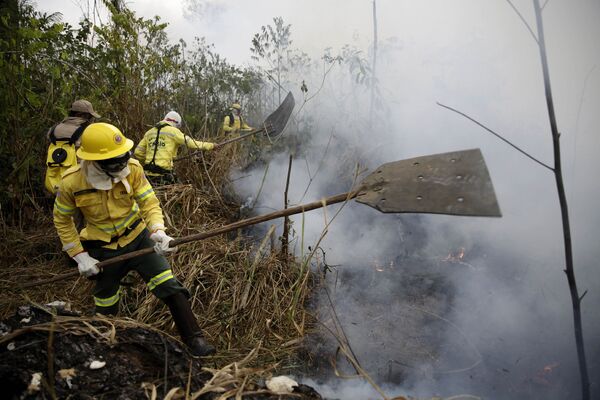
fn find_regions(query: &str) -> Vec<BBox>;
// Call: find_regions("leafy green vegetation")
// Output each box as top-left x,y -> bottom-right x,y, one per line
0,0 -> 262,227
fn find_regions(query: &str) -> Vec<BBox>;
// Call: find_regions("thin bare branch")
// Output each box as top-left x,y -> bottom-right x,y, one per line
294,60 -> 337,118
436,102 -> 553,171
541,0 -> 550,11
504,0 -> 539,44
568,65 -> 596,203
299,130 -> 335,203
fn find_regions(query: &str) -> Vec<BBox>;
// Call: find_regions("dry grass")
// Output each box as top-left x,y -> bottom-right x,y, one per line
0,143 -> 314,371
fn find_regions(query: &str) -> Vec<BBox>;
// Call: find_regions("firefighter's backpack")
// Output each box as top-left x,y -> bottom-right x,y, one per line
44,123 -> 87,194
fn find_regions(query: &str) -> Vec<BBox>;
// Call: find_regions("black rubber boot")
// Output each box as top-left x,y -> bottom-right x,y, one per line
164,292 -> 216,357
95,303 -> 119,316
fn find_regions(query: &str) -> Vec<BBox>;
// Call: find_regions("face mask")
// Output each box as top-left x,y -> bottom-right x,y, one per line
97,152 -> 130,174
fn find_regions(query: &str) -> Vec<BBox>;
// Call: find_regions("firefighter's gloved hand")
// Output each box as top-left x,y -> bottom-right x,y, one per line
150,230 -> 176,255
73,252 -> 100,277
204,142 -> 215,151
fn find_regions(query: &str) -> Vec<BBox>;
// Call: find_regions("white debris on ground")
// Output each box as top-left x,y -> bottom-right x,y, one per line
45,300 -> 72,312
27,372 -> 42,394
89,360 -> 106,370
266,375 -> 298,394
58,368 -> 77,388
7,341 -> 16,351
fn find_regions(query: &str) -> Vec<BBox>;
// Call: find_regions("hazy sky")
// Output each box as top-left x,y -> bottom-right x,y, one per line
39,1 -> 600,70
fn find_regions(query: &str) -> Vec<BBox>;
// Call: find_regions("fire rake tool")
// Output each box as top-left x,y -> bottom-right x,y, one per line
21,148 -> 500,289
175,92 -> 296,162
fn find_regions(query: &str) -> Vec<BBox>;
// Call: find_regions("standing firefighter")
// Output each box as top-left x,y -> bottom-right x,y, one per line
53,122 -> 216,357
44,99 -> 99,194
222,103 -> 253,135
134,111 -> 215,186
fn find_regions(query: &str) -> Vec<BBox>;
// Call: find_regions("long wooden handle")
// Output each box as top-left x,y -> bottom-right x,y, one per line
174,128 -> 265,162
213,128 -> 265,148
19,191 -> 358,289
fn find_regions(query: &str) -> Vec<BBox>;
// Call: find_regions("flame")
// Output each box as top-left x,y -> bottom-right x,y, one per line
532,361 -> 560,386
443,247 -> 466,262
371,259 -> 395,272
542,362 -> 559,373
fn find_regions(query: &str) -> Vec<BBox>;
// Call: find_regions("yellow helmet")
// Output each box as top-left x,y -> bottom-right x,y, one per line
231,103 -> 242,110
77,123 -> 134,160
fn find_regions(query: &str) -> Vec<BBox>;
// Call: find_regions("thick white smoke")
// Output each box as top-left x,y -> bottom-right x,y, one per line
229,1 -> 600,399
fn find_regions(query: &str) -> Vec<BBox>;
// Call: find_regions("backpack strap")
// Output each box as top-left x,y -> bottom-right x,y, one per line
49,121 -> 89,145
228,112 -> 235,127
149,122 -> 169,167
48,125 -> 59,145
68,121 -> 90,146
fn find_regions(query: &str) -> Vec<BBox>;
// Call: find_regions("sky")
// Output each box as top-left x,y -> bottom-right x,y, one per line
36,1 -> 600,399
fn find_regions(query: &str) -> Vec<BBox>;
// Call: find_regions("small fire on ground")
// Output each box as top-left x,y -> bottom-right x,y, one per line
441,247 -> 476,269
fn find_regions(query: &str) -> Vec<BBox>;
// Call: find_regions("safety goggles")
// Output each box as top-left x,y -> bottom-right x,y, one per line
97,152 -> 131,173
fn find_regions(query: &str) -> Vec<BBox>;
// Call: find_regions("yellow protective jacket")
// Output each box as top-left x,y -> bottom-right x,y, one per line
134,121 -> 214,175
222,114 -> 253,134
53,159 -> 165,257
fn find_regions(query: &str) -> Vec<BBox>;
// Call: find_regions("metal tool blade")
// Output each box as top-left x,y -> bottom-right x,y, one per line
355,148 -> 502,217
263,92 -> 295,136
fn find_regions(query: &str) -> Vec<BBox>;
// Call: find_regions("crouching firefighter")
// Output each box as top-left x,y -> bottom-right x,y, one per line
53,122 -> 216,357
44,99 -> 100,194
134,111 -> 216,186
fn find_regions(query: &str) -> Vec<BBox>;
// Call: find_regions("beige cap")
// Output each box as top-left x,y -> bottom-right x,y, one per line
70,99 -> 100,118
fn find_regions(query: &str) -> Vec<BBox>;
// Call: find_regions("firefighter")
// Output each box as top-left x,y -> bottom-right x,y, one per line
53,122 -> 216,357
44,99 -> 100,194
134,111 -> 215,186
222,103 -> 253,135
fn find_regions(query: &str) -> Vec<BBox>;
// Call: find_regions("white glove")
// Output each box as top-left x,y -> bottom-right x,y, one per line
73,252 -> 100,277
150,230 -> 176,255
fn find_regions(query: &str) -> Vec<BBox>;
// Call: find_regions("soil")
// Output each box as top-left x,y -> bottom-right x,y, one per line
0,305 -> 322,399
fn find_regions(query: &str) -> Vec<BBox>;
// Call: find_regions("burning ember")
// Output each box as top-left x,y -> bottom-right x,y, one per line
441,247 -> 476,269
532,362 -> 560,386
371,258 -> 395,272
443,247 -> 466,262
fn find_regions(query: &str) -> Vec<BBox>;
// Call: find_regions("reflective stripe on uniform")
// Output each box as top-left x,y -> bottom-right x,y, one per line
134,184 -> 154,202
147,269 -> 174,291
94,290 -> 120,307
110,204 -> 139,233
54,199 -> 75,215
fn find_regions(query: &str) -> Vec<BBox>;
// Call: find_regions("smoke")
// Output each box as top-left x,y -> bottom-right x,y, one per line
182,0 -> 227,20
228,1 -> 600,399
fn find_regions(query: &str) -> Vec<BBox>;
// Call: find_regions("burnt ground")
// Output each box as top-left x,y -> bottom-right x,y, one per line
0,306 -> 322,399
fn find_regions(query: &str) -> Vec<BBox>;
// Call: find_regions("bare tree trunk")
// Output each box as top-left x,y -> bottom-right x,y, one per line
369,0 -> 378,124
532,1 -> 590,398
281,154 -> 293,261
